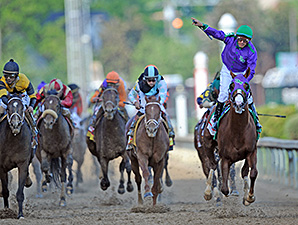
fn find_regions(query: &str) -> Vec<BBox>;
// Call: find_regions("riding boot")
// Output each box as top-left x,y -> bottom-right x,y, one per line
212,101 -> 224,131
126,115 -> 139,151
249,103 -> 262,130
163,113 -> 175,150
25,110 -> 38,150
87,106 -> 103,142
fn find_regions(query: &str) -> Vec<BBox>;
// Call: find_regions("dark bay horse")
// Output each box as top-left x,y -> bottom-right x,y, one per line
128,96 -> 169,205
36,92 -> 73,206
203,68 -> 258,206
87,87 -> 133,193
0,94 -> 33,218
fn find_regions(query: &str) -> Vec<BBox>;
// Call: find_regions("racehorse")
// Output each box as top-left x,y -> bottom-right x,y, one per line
36,91 -> 73,206
128,96 -> 169,205
0,94 -> 33,218
203,68 -> 258,206
86,87 -> 133,193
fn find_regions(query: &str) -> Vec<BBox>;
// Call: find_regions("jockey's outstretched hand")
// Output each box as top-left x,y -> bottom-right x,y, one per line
134,101 -> 141,110
191,17 -> 203,27
26,106 -> 34,114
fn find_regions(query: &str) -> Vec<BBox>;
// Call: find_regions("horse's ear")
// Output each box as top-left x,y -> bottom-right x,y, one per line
145,96 -> 149,102
230,70 -> 236,79
244,67 -> 251,79
158,96 -> 161,103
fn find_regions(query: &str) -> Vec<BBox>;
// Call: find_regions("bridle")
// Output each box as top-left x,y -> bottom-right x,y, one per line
144,101 -> 162,137
102,88 -> 119,118
229,78 -> 250,114
7,97 -> 25,135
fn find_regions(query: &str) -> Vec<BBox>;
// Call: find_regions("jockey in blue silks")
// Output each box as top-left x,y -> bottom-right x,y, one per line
126,65 -> 175,151
192,17 -> 261,132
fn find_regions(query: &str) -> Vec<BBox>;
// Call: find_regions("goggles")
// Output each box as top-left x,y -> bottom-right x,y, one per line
146,78 -> 157,83
237,36 -> 249,44
3,73 -> 17,79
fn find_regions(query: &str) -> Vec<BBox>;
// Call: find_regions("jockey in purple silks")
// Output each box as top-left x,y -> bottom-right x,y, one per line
192,17 -> 261,131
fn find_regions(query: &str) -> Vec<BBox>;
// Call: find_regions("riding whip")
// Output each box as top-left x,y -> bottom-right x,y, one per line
258,113 -> 286,118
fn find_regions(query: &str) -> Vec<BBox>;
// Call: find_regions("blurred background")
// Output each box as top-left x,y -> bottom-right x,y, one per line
0,0 -> 298,139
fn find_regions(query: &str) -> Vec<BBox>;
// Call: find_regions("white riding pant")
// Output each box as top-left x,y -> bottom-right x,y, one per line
218,64 -> 253,104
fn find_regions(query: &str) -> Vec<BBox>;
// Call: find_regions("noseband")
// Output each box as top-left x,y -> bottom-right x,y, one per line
144,102 -> 162,137
7,97 -> 25,134
102,88 -> 119,115
230,89 -> 248,114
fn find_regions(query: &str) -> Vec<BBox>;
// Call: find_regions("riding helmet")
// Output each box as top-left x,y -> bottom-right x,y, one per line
143,65 -> 159,79
49,78 -> 64,93
236,25 -> 253,39
3,59 -> 19,74
106,71 -> 120,84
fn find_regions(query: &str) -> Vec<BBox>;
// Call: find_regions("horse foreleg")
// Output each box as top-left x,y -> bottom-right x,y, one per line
17,163 -> 29,219
66,153 -> 74,195
0,173 -> 9,208
138,156 -> 152,201
99,157 -> 110,191
243,151 -> 258,206
130,154 -> 143,204
124,156 -> 134,192
118,158 -> 125,194
59,156 -> 67,207
152,160 -> 165,206
204,169 -> 214,201
220,159 -> 230,197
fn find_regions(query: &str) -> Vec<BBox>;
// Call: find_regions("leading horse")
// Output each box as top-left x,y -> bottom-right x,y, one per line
87,87 -> 133,193
128,96 -> 169,205
203,68 -> 258,206
0,94 -> 33,218
36,91 -> 73,206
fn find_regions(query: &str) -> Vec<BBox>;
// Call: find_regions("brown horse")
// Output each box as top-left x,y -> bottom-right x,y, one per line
87,87 -> 133,193
36,91 -> 73,206
128,96 -> 169,205
203,68 -> 258,206
0,94 -> 33,218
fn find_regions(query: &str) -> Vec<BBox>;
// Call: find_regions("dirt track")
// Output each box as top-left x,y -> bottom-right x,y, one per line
1,144 -> 298,224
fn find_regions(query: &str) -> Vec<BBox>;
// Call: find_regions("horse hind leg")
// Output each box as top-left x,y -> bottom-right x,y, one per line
229,163 -> 239,196
164,153 -> 173,187
66,153 -> 74,195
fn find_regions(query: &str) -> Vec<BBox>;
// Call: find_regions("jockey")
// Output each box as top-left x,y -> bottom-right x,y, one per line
126,65 -> 175,151
192,17 -> 261,131
34,78 -> 73,125
0,59 -> 37,147
86,71 -> 128,142
68,83 -> 83,117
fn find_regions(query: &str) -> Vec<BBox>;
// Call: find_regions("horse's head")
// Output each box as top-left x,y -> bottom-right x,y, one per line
144,96 -> 162,137
6,94 -> 25,135
41,91 -> 61,129
102,87 -> 119,120
229,68 -> 251,114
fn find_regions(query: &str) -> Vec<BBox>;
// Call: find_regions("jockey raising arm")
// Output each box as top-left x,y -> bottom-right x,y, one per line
192,17 -> 261,131
0,59 -> 36,114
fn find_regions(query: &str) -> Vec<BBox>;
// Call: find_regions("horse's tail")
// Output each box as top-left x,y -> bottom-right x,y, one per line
51,158 -> 62,189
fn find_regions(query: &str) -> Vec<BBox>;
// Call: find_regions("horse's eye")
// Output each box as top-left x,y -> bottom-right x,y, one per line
244,82 -> 250,92
229,82 -> 235,92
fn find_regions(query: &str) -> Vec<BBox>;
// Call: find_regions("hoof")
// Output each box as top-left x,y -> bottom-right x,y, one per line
59,197 -> 67,207
66,185 -> 73,195
25,177 -> 33,188
118,187 -> 125,195
230,189 -> 239,196
36,193 -> 43,198
126,183 -> 134,192
144,192 -> 153,198
17,213 -> 24,219
165,178 -> 173,187
243,194 -> 255,206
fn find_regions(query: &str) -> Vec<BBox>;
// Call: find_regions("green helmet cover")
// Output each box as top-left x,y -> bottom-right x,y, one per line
236,25 -> 253,38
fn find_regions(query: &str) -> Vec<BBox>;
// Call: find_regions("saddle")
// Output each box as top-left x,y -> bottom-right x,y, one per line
132,115 -> 168,147
206,102 -> 261,140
